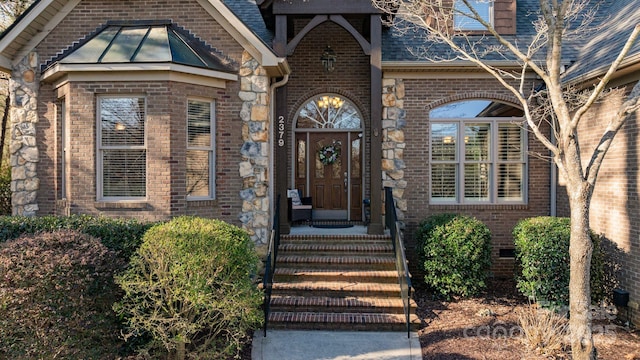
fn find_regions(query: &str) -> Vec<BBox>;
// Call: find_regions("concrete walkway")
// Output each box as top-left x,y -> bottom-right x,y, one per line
252,330 -> 421,360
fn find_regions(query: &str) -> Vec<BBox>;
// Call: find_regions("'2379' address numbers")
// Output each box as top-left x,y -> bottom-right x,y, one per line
278,116 -> 285,147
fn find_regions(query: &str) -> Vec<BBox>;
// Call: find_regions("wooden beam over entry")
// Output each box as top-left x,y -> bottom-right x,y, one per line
286,15 -> 371,56
286,15 -> 328,55
368,14 -> 383,234
274,14 -> 291,234
272,0 -> 376,14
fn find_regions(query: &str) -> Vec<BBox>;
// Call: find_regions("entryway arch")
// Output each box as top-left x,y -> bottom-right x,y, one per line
292,93 -> 365,221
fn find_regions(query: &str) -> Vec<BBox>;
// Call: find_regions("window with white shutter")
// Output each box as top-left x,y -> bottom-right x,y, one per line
429,100 -> 526,204
186,99 -> 215,199
97,96 -> 146,200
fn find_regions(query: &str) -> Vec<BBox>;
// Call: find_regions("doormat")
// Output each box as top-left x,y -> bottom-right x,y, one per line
312,224 -> 354,229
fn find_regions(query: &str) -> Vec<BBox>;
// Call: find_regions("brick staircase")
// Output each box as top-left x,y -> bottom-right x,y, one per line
265,232 -> 420,331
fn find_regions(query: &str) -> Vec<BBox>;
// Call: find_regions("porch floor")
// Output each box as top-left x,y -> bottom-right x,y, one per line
289,224 -> 368,236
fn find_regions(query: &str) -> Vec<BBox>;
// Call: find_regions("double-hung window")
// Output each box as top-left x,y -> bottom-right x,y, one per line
186,99 -> 215,199
97,96 -> 146,200
430,100 -> 526,204
454,0 -> 494,30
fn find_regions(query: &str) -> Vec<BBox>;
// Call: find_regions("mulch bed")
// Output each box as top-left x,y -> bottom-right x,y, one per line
414,278 -> 640,359
239,278 -> 640,359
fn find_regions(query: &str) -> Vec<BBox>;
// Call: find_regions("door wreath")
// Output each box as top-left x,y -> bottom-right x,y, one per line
318,141 -> 341,165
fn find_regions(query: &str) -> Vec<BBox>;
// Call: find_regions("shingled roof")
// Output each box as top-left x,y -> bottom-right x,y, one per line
1,0 -> 638,83
561,0 -> 640,82
381,0 -> 541,63
222,0 -> 274,46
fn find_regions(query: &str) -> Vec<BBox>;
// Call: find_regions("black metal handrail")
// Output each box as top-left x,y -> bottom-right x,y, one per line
262,195 -> 281,337
384,186 -> 413,338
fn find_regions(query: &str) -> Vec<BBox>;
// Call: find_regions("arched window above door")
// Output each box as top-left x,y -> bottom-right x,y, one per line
295,94 -> 363,129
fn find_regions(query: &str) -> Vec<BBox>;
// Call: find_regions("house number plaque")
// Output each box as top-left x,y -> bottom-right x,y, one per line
278,115 -> 285,147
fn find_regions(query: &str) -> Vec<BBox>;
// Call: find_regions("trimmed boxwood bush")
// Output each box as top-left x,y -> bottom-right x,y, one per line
514,216 -> 606,307
416,214 -> 492,298
0,230 -> 126,359
0,215 -> 154,259
114,216 -> 263,360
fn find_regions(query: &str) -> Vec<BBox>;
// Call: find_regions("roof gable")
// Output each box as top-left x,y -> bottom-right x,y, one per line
0,0 -> 288,76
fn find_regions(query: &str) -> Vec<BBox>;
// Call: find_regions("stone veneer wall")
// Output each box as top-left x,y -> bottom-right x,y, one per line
381,78 -> 407,223
10,53 -> 39,216
238,51 -> 271,244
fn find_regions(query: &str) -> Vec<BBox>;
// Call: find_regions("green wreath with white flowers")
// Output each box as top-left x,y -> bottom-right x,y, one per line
318,142 -> 341,165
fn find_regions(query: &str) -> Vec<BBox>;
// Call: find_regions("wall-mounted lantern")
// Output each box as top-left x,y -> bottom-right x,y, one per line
320,45 -> 336,72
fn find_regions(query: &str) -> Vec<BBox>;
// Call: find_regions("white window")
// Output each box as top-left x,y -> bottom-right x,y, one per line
97,96 -> 146,200
429,100 -> 526,204
454,0 -> 493,30
186,99 -> 215,199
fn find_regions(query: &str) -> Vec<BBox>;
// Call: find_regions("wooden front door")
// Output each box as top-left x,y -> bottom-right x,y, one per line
292,94 -> 366,222
295,132 -> 362,221
310,133 -> 348,218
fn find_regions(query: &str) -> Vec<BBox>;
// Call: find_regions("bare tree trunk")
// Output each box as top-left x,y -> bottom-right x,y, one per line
568,186 -> 596,360
0,94 -> 9,169
175,341 -> 186,360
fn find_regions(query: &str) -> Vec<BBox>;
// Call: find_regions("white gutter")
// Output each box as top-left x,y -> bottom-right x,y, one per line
382,59 -> 526,70
268,74 -> 290,224
562,52 -> 640,87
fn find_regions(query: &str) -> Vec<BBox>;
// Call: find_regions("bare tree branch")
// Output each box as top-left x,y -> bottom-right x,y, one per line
373,2 -> 640,358
571,24 -> 640,131
585,79 -> 640,186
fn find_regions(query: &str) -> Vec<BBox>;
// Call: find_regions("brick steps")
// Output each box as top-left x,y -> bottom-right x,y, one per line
279,243 -> 394,254
268,311 -> 420,331
280,234 -> 390,245
271,280 -> 401,297
270,295 -> 416,314
266,233 -> 417,331
273,268 -> 399,283
276,255 -> 395,270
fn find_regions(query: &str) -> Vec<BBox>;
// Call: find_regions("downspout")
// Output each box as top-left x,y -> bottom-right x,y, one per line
533,81 -> 558,217
269,74 -> 290,222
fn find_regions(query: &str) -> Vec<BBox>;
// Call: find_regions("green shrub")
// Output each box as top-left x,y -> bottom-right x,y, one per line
0,215 -> 154,259
415,213 -> 458,261
513,217 -> 606,307
0,166 -> 9,216
0,230 -> 127,359
416,214 -> 492,298
114,216 -> 263,360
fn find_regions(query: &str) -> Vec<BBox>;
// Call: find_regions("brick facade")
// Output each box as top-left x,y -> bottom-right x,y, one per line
21,1 -> 550,276
395,75 -> 551,276
6,1 -> 638,317
283,19 -> 372,202
556,78 -> 640,325
33,0 -> 248,226
39,79 -> 244,223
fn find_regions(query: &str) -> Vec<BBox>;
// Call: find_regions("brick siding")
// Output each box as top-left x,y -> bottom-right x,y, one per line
34,0 -> 247,225
556,79 -> 640,325
282,19 -> 372,201
398,76 -> 551,277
